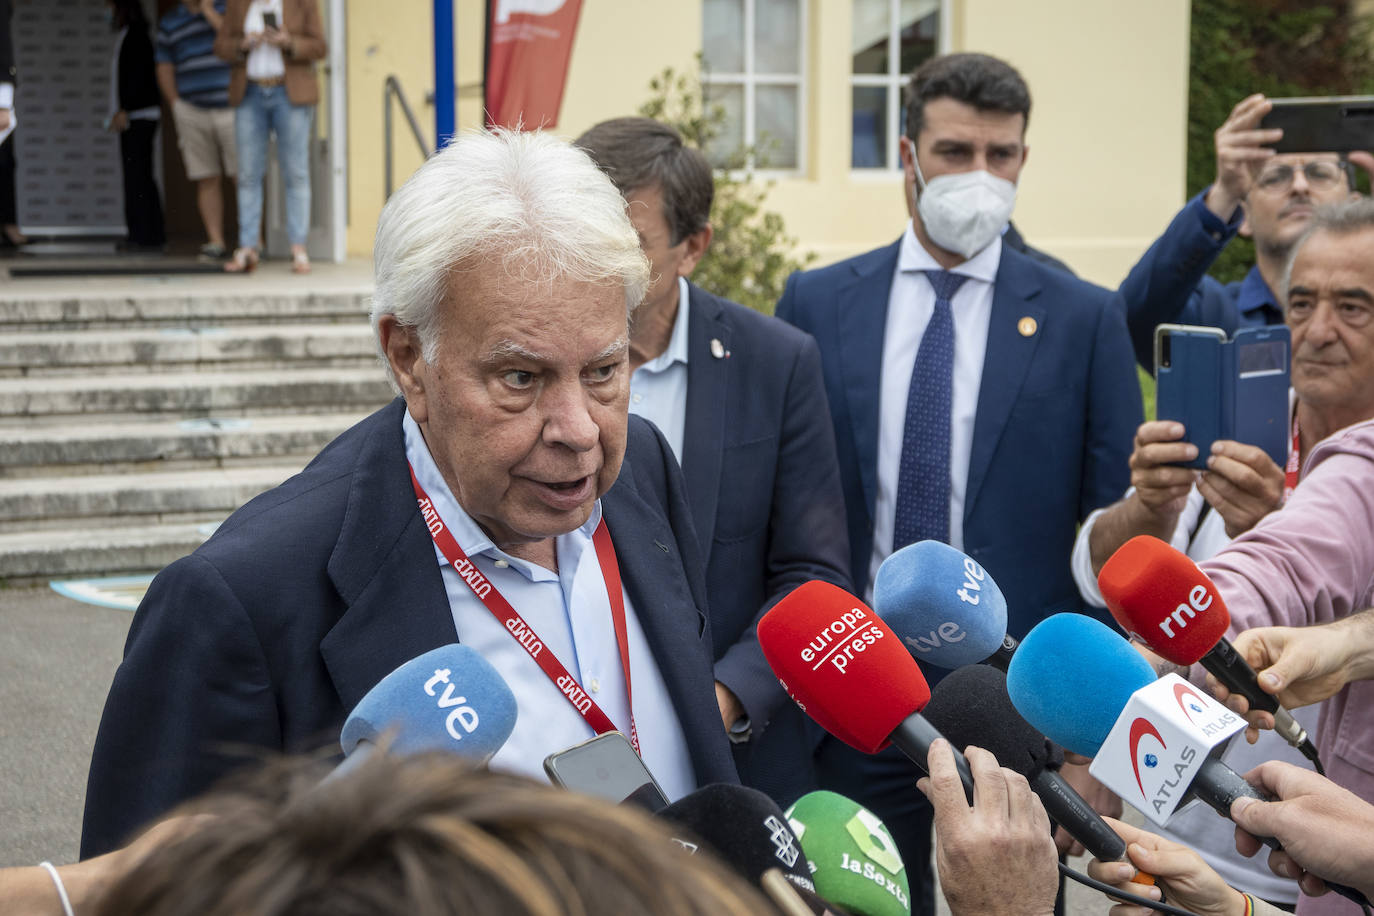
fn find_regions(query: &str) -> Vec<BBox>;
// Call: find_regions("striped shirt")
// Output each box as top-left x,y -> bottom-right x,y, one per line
155,2 -> 231,109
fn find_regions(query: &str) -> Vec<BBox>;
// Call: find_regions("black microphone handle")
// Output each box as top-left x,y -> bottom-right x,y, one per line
1189,757 -> 1370,908
1028,768 -> 1128,862
980,634 -> 1018,672
1201,640 -> 1309,748
888,714 -> 975,804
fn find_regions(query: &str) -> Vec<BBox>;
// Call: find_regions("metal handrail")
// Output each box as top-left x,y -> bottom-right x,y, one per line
384,75 -> 430,199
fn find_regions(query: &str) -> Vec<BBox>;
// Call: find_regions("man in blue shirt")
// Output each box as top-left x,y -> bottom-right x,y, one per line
1121,93 -> 1365,371
155,0 -> 235,260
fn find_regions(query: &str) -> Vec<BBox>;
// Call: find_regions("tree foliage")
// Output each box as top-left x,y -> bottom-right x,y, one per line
1189,0 -> 1374,282
639,66 -> 815,315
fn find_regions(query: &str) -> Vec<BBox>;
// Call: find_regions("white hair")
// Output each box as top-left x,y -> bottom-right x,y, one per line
370,128 -> 651,387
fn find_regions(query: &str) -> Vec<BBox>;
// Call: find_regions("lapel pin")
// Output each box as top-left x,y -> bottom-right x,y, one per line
710,338 -> 727,359
1017,316 -> 1038,337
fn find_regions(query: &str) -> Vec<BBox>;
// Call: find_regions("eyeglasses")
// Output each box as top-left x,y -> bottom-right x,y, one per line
1254,161 -> 1346,192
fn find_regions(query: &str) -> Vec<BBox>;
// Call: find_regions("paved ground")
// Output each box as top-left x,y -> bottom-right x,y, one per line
0,585 -> 131,866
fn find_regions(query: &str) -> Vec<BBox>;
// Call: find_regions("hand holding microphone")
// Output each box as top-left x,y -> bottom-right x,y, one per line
1097,536 -> 1319,767
1209,610 -> 1374,740
1231,761 -> 1374,901
917,740 -> 1060,916
1085,818 -> 1249,916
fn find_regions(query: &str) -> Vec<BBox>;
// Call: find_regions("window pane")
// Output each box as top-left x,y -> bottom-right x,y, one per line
756,84 -> 799,169
703,0 -> 745,73
852,86 -> 888,168
703,83 -> 745,168
852,0 -> 889,74
755,0 -> 800,75
898,0 -> 941,75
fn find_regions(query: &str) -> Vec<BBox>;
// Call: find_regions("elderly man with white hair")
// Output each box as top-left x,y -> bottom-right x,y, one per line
81,129 -> 739,860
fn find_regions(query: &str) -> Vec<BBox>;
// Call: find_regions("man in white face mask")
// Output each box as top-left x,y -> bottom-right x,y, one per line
776,52 -> 1143,915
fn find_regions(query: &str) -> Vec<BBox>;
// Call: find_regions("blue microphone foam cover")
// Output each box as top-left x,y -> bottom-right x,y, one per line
1005,614 -> 1156,757
873,540 -> 1008,669
340,644 -> 517,764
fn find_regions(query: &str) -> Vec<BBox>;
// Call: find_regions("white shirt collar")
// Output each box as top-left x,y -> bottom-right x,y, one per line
898,219 -> 1002,284
401,408 -> 603,581
638,277 -> 692,374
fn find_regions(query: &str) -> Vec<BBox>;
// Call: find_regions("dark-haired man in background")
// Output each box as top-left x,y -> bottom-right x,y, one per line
777,52 -> 1141,911
576,117 -> 850,807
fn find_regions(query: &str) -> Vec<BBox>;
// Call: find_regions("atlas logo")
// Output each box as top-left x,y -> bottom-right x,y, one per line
765,815 -> 801,868
1157,584 -> 1213,639
1144,754 -> 1158,768
1128,718 -> 1166,797
1172,680 -> 1240,736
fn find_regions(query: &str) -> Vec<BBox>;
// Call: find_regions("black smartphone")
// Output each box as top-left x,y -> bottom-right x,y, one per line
543,731 -> 669,812
1260,95 -> 1374,153
262,11 -> 278,30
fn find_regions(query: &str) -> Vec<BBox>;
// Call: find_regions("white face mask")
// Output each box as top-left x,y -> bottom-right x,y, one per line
907,139 -> 1017,259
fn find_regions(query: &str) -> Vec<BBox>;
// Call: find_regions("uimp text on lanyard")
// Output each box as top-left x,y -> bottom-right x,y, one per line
409,465 -> 640,754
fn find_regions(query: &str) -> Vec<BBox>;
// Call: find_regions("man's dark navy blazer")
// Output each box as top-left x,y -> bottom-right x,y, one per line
81,400 -> 738,859
777,240 -> 1141,633
677,282 -> 850,806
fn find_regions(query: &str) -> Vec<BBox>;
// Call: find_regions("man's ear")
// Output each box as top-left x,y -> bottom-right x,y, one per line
678,224 -> 713,277
1238,200 -> 1252,239
377,315 -> 430,425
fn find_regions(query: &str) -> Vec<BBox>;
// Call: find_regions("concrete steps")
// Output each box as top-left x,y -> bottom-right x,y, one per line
0,264 -> 388,584
0,324 -> 379,376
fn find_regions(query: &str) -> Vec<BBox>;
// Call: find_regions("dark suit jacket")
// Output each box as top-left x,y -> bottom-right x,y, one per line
81,400 -> 737,858
776,240 -> 1142,638
679,283 -> 850,805
116,22 -> 160,112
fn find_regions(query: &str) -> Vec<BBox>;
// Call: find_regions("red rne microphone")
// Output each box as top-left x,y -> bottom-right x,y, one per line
758,581 -> 973,795
1097,536 -> 1316,761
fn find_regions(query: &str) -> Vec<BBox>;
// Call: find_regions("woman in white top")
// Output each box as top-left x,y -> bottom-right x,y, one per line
213,0 -> 325,274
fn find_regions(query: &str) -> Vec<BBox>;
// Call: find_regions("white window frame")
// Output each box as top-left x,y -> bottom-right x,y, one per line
849,0 -> 949,173
702,0 -> 809,175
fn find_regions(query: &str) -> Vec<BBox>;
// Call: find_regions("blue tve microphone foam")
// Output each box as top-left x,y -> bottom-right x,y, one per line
339,644 -> 518,765
1005,613 -> 1156,758
873,540 -> 1008,669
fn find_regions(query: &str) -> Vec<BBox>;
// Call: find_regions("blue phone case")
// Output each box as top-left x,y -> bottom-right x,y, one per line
1155,325 -> 1289,470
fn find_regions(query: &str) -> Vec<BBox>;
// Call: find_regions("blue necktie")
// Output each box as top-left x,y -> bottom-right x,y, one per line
893,269 -> 967,549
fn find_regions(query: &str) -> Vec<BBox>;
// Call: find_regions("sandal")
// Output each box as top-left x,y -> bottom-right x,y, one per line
224,247 -> 259,273
292,249 -> 311,274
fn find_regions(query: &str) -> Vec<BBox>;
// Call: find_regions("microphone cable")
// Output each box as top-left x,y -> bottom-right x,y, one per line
1058,862 -> 1199,916
1297,737 -> 1325,777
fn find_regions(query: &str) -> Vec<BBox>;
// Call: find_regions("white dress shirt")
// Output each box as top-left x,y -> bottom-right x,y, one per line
243,0 -> 287,81
867,222 -> 1001,601
628,276 -> 691,462
403,410 -> 696,801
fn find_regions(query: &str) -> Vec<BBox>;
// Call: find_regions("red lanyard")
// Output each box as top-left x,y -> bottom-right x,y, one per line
409,465 -> 639,754
1283,414 -> 1301,505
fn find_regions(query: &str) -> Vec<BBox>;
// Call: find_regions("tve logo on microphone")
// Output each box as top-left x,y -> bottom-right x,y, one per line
423,667 -> 481,741
902,556 -> 987,654
1091,673 -> 1244,824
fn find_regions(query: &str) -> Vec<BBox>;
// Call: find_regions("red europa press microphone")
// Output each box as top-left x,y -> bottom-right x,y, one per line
1097,535 -> 1322,769
758,581 -> 973,794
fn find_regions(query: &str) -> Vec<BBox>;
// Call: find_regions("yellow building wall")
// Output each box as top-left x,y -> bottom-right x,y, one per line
345,1 -> 1192,291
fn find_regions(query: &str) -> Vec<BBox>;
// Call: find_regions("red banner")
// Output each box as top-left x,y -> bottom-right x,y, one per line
484,0 -> 583,129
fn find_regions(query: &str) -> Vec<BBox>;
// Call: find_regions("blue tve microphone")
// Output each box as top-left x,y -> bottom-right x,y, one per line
873,540 -> 1013,670
339,644 -> 518,765
1005,614 -> 1370,909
